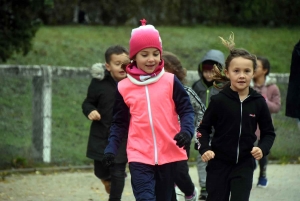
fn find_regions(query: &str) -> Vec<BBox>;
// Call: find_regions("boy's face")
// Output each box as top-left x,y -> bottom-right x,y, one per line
254,60 -> 267,79
135,48 -> 160,74
202,69 -> 214,82
105,53 -> 129,82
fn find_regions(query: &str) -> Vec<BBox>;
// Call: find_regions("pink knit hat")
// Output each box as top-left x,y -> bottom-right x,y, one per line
129,19 -> 162,59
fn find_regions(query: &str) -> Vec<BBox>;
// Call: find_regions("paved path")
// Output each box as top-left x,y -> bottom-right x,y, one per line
0,164 -> 299,201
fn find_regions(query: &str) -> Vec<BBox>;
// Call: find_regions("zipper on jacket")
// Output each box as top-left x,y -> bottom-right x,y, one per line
145,86 -> 158,164
206,89 -> 209,108
236,95 -> 250,164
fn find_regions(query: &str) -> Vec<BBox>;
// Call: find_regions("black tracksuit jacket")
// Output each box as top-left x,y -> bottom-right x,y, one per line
197,85 -> 276,164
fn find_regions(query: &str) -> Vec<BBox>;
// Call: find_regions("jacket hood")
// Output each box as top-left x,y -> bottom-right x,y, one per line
220,85 -> 263,101
250,75 -> 277,87
90,63 -> 105,80
198,49 -> 225,76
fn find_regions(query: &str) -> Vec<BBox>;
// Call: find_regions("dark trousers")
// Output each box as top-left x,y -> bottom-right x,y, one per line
258,140 -> 268,178
129,162 -> 176,201
94,160 -> 126,201
206,157 -> 256,201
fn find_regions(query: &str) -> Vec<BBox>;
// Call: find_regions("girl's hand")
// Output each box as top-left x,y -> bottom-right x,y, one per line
88,110 -> 101,121
201,150 -> 215,162
251,147 -> 263,160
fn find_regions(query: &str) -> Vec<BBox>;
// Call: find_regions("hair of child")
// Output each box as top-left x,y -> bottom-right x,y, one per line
257,56 -> 271,76
213,33 -> 257,89
104,45 -> 129,63
162,51 -> 187,85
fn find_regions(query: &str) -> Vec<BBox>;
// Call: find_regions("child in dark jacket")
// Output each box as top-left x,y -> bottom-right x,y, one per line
82,45 -> 129,201
197,33 -> 276,201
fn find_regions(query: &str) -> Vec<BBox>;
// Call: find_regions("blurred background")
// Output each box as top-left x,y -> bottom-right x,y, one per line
0,0 -> 299,170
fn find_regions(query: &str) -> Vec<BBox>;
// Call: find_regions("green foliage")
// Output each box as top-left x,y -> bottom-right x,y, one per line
0,0 -> 52,61
41,0 -> 300,26
2,25 -> 299,73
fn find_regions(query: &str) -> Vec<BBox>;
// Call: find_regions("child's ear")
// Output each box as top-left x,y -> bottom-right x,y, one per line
105,63 -> 111,71
224,69 -> 229,78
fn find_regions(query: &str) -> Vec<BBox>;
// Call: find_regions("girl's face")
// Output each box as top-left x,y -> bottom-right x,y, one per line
135,48 -> 160,74
254,59 -> 268,79
225,57 -> 254,93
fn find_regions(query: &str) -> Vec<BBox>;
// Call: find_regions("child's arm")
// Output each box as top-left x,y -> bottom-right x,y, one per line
257,99 -> 276,157
197,99 -> 216,155
82,79 -> 101,119
173,77 -> 195,138
185,86 -> 206,128
265,84 -> 281,113
104,89 -> 130,156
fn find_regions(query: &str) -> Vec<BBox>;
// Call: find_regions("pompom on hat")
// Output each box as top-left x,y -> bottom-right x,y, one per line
129,19 -> 162,59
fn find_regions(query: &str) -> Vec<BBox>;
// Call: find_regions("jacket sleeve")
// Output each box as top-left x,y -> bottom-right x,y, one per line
185,87 -> 206,130
173,77 -> 195,138
257,99 -> 276,157
104,88 -> 130,155
266,84 -> 281,113
82,79 -> 99,118
197,98 -> 216,155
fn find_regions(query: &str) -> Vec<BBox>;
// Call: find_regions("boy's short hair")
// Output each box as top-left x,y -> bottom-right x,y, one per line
105,45 -> 129,63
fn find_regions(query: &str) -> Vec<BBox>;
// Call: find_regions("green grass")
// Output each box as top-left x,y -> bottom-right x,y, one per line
3,25 -> 300,73
0,25 -> 300,169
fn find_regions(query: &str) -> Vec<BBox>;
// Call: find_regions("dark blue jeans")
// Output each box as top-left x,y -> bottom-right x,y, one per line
129,162 -> 176,201
94,160 -> 126,201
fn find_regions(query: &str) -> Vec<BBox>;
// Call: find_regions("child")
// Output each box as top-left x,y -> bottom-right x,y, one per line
251,56 -> 281,187
163,51 -> 206,201
102,19 -> 198,201
81,45 -> 129,201
192,49 -> 225,200
197,33 -> 276,201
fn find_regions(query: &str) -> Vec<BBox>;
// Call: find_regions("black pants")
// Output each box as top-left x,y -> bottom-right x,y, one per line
94,160 -> 126,201
206,157 -> 256,201
129,162 -> 176,201
258,140 -> 268,178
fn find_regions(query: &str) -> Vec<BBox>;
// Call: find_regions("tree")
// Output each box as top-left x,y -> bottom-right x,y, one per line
0,0 -> 53,62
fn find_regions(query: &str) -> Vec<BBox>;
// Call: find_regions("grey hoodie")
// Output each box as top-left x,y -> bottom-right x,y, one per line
192,49 -> 225,107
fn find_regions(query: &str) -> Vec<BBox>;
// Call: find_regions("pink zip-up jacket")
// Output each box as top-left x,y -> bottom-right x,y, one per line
105,69 -> 195,165
251,76 -> 281,139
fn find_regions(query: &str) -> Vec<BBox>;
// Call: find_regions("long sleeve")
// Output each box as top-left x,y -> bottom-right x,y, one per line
173,77 -> 195,138
184,86 -> 206,129
104,89 -> 130,155
82,79 -> 99,118
197,99 -> 215,155
257,99 -> 276,156
266,84 -> 281,114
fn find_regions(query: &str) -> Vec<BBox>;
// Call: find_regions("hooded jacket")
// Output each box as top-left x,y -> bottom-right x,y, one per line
82,64 -> 127,163
198,86 -> 276,164
251,76 -> 281,114
192,50 -> 225,108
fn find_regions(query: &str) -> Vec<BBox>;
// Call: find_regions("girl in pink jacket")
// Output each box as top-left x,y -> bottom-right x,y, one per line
252,56 -> 281,188
103,19 -> 197,201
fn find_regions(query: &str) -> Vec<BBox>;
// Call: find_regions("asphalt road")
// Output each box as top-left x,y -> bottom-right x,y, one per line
0,164 -> 299,201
